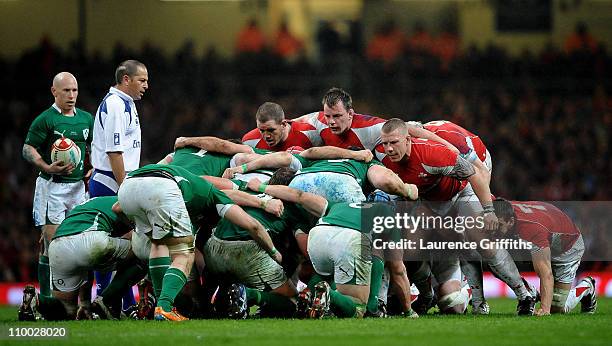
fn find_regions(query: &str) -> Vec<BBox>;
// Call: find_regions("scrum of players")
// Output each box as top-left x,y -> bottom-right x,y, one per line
19,87 -> 597,321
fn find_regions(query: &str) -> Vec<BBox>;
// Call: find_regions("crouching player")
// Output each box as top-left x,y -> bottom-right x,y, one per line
20,196 -> 134,320
494,199 -> 597,315
116,164 -> 278,321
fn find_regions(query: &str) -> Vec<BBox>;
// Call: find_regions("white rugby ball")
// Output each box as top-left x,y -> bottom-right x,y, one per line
51,137 -> 81,166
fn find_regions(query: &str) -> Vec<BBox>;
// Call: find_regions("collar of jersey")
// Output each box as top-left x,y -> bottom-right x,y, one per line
109,86 -> 134,103
51,103 -> 76,116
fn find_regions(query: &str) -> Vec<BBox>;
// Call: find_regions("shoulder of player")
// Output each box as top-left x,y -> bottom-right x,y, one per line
242,128 -> 262,141
412,139 -> 458,164
75,108 -> 94,119
351,113 -> 385,128
288,121 -> 316,131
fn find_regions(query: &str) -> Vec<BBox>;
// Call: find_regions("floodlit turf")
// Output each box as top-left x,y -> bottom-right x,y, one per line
0,299 -> 610,346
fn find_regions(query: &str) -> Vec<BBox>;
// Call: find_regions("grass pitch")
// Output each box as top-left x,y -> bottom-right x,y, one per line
0,298 -> 610,346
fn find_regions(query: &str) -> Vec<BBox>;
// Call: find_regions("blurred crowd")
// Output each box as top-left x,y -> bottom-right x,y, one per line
0,21 -> 610,281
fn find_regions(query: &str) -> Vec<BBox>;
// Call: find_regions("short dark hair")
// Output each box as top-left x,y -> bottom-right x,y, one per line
493,198 -> 515,220
269,167 -> 296,186
256,102 -> 285,124
322,87 -> 352,111
115,59 -> 146,85
381,118 -> 408,135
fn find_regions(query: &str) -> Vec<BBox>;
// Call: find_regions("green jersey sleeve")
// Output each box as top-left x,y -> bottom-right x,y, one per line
25,113 -> 49,149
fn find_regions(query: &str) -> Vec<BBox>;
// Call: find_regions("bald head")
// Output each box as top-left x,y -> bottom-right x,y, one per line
51,72 -> 78,115
53,72 -> 77,87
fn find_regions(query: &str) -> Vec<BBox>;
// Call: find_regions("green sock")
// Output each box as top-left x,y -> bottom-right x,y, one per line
246,288 -> 295,317
246,288 -> 261,305
330,290 -> 357,318
366,257 -> 384,313
38,255 -> 51,298
148,257 -> 171,298
102,260 -> 147,304
157,267 -> 187,312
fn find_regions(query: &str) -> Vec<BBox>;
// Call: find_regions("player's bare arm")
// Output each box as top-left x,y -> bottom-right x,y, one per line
157,152 -> 174,164
407,125 -> 460,154
22,143 -> 74,175
223,151 -> 292,178
367,165 -> 418,200
300,146 -> 373,162
472,157 -> 491,186
531,247 -> 554,316
463,157 -> 498,231
247,178 -> 328,217
221,189 -> 284,217
107,151 -> 126,186
223,205 -> 282,263
174,136 -> 254,154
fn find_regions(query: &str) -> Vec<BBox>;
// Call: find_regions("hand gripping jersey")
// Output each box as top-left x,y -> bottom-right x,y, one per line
242,121 -> 320,151
297,111 -> 385,150
511,201 -> 581,254
376,139 -> 471,201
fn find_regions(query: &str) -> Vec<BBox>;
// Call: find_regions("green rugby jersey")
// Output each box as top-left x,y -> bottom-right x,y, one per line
25,106 -> 93,182
318,202 -> 396,235
53,196 -> 127,239
169,147 -> 232,176
129,164 -> 234,220
297,159 -> 381,187
214,192 -> 316,241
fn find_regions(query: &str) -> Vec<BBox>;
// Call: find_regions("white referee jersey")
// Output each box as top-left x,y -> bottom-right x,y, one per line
91,87 -> 141,172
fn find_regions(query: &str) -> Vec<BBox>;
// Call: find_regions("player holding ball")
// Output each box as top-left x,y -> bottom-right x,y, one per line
21,72 -> 93,320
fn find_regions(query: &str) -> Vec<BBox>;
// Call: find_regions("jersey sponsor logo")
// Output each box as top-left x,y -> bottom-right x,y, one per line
54,130 -> 66,137
114,133 -> 120,145
83,129 -> 89,140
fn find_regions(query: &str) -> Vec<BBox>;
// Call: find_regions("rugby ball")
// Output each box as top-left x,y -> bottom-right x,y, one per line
51,137 -> 81,166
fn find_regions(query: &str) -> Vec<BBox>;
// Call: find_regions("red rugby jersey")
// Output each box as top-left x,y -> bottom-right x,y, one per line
297,111 -> 385,150
376,138 -> 469,201
423,120 -> 487,163
511,201 -> 581,253
242,121 -> 320,151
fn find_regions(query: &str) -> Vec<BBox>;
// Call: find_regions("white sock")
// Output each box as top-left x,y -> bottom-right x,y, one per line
564,279 -> 593,313
461,260 -> 485,304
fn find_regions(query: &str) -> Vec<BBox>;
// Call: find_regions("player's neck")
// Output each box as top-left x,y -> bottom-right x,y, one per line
54,104 -> 75,117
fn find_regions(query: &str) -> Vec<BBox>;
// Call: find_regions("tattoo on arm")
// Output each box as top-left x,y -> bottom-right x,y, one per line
449,156 -> 476,180
22,145 -> 37,164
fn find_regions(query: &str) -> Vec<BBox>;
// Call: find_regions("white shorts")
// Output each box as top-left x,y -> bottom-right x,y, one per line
551,235 -> 585,284
290,172 -> 366,203
118,177 -> 193,240
453,183 -> 484,217
49,231 -> 130,292
131,230 -> 152,262
204,235 -> 287,290
484,149 -> 492,172
308,225 -> 372,285
32,177 -> 86,226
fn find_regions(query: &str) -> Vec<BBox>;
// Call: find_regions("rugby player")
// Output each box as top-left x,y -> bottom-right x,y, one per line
494,199 -> 597,315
